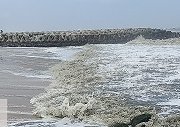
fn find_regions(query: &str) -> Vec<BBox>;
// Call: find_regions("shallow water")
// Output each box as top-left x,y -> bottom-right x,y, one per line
0,46 -> 83,124
1,38 -> 180,126
0,46 -> 83,79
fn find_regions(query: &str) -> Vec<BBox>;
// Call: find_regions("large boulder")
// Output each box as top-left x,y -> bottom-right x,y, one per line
130,113 -> 152,127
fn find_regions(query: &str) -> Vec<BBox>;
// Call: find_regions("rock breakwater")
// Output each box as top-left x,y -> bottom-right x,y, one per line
0,28 -> 179,47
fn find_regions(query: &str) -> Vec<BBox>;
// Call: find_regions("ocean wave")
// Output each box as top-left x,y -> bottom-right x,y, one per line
126,35 -> 180,45
44,47 -> 83,60
31,45 -> 103,119
30,44 -> 180,126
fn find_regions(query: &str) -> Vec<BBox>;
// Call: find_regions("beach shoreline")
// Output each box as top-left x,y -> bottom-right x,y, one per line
0,71 -> 50,123
0,46 -> 82,124
1,43 -> 180,126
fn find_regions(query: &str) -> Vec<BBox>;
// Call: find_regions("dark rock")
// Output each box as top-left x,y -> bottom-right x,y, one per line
130,113 -> 152,127
0,28 -> 179,47
109,122 -> 129,127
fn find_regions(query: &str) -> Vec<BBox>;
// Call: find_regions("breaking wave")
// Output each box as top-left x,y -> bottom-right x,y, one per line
127,35 -> 180,45
30,45 -> 104,120
30,42 -> 180,126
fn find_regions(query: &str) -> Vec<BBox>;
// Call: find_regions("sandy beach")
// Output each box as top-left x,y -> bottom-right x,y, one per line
0,47 -> 82,124
0,71 -> 50,123
0,47 -> 62,123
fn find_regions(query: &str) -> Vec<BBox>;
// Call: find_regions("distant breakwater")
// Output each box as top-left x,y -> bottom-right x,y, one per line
0,28 -> 179,47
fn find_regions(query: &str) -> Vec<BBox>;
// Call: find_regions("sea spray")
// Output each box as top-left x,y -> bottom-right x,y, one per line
30,44 -> 180,126
30,44 -> 154,124
30,44 -> 104,120
126,35 -> 180,45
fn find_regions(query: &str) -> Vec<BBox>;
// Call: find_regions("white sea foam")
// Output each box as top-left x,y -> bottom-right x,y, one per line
30,43 -> 180,126
44,47 -> 83,60
5,46 -> 83,60
30,45 -> 103,121
127,35 -> 180,45
1,70 -> 52,79
9,118 -> 107,127
5,39 -> 180,126
157,99 -> 180,106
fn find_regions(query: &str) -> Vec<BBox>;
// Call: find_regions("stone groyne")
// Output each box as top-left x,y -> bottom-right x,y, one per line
0,28 -> 179,47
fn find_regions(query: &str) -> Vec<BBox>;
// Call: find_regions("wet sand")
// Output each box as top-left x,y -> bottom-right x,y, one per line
0,71 -> 50,123
0,47 -> 81,124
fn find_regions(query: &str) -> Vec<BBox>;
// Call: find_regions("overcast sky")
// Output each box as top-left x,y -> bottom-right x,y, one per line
0,0 -> 180,32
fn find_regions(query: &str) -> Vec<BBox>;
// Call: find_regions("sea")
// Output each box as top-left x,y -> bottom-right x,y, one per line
1,37 -> 180,126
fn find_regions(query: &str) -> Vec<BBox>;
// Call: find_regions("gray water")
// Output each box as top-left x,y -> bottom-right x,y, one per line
95,44 -> 180,112
1,39 -> 180,126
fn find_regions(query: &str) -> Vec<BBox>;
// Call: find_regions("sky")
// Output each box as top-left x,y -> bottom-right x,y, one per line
0,0 -> 180,32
